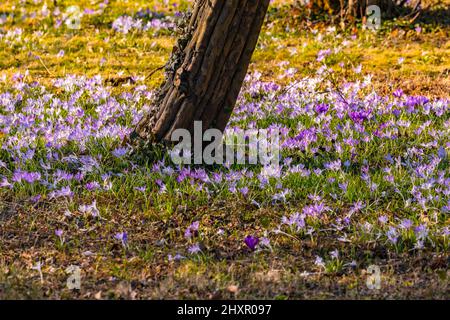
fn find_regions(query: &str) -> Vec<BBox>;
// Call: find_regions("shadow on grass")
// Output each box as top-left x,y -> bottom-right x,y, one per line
416,5 -> 450,27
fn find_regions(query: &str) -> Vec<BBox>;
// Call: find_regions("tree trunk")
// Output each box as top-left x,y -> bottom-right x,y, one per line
131,0 -> 270,145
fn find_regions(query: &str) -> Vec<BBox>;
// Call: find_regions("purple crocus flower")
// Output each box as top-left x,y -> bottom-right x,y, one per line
134,186 -> 146,192
0,178 -> 12,188
55,229 -> 64,244
386,227 -> 399,244
12,170 -> 41,184
168,253 -> 185,261
112,147 -> 129,158
349,110 -> 371,124
114,232 -> 128,247
315,103 -> 329,114
85,181 -> 101,191
48,186 -> 74,199
260,237 -> 271,247
244,236 -> 259,251
314,256 -> 325,268
437,146 -> 447,159
188,243 -> 201,254
184,221 -> 200,239
330,249 -> 339,260
393,89 -> 403,98
239,186 -> 249,196
414,224 -> 429,241
399,219 -> 413,230
378,215 -> 388,224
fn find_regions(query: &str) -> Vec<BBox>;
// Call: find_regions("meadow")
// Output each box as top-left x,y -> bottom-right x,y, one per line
0,0 -> 448,299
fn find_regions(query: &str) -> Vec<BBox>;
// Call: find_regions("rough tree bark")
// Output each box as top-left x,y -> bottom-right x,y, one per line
131,0 -> 271,145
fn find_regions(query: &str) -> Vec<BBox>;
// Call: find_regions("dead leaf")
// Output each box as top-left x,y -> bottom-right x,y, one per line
227,285 -> 239,294
94,291 -> 102,300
